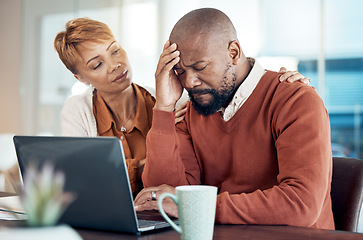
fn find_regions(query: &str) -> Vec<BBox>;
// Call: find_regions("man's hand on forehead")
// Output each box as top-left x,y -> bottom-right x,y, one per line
154,40 -> 183,112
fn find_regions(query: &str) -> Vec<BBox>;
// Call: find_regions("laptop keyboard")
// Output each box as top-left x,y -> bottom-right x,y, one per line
138,219 -> 165,228
137,210 -> 169,228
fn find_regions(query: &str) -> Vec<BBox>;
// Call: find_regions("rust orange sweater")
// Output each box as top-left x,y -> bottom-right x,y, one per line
143,71 -> 334,229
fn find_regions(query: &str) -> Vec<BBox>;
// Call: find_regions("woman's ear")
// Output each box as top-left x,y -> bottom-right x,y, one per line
228,40 -> 241,65
74,74 -> 89,85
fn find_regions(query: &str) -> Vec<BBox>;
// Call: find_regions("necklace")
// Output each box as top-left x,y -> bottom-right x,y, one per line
120,101 -> 137,132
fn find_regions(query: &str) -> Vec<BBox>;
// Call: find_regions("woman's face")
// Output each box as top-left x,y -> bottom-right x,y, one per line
74,38 -> 133,95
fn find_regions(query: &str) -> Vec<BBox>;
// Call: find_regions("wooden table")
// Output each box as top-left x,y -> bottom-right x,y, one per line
1,192 -> 362,239
1,219 -> 362,240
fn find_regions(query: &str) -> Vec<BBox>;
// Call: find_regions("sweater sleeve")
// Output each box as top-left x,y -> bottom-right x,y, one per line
61,90 -> 97,137
216,85 -> 333,227
142,109 -> 201,187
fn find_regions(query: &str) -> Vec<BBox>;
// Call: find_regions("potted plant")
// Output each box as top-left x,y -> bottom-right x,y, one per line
1,162 -> 81,239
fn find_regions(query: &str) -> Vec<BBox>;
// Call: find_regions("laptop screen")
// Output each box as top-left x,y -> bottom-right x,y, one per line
13,136 -> 140,233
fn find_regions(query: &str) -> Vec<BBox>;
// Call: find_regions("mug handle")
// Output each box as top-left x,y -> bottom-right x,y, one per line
157,193 -> 182,234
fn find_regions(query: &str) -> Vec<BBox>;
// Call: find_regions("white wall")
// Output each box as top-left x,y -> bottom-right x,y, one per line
0,0 -> 22,134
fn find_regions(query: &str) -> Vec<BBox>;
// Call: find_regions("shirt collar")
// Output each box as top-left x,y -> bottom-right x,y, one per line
220,58 -> 266,120
234,58 -> 265,104
94,83 -> 149,137
133,84 -> 150,137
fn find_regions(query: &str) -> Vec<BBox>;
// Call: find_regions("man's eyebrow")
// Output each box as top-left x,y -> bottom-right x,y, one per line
86,41 -> 116,65
180,61 -> 206,68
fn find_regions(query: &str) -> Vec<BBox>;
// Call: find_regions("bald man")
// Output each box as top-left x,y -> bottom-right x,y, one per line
134,8 -> 334,230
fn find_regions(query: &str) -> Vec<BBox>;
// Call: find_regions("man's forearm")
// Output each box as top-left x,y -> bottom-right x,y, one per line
142,109 -> 189,187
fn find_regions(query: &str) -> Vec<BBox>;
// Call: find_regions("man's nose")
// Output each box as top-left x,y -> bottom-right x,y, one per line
184,71 -> 201,89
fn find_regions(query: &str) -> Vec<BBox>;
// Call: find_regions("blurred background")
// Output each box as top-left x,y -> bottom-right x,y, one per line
1,0 -> 363,159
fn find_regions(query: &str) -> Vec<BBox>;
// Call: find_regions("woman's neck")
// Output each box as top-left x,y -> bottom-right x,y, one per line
99,84 -> 137,130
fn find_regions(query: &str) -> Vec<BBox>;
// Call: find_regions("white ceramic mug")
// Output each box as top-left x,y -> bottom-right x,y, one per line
158,185 -> 217,240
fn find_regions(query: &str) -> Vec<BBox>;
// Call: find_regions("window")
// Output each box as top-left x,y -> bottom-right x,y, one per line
261,0 -> 363,158
22,0 -> 363,159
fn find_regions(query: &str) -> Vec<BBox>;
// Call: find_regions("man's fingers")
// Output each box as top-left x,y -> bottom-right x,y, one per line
163,40 -> 170,51
134,185 -> 177,216
155,50 -> 180,78
135,199 -> 158,212
134,187 -> 158,204
134,184 -> 175,205
135,195 -> 178,218
155,42 -> 175,73
159,46 -> 178,62
134,192 -> 149,206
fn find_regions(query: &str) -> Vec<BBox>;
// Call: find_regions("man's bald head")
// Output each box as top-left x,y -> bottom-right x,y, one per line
170,8 -> 238,48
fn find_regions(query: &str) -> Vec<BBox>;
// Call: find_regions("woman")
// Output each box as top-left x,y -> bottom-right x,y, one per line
54,18 -> 308,195
55,18 -> 189,195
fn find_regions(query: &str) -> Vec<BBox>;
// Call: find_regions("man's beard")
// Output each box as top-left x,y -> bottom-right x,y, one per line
188,66 -> 237,116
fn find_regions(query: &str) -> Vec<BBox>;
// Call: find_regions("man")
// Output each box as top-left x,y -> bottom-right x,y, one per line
134,8 -> 334,229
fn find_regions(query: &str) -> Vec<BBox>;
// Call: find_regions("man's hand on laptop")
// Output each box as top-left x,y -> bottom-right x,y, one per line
134,184 -> 178,218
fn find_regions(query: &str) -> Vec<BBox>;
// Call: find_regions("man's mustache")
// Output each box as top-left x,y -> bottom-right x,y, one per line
188,88 -> 215,97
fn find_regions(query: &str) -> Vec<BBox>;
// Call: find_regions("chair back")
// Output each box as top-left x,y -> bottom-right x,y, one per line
331,157 -> 363,232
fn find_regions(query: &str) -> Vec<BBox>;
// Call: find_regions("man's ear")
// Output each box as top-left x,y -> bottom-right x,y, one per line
74,74 -> 89,85
228,40 -> 241,65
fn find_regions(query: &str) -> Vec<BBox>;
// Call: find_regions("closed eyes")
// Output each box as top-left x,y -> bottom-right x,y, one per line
195,65 -> 207,71
93,62 -> 103,70
174,65 -> 207,75
112,48 -> 120,55
92,49 -> 120,70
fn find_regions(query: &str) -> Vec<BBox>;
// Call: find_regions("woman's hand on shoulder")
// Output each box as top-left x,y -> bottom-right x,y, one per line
278,67 -> 311,85
175,101 -> 188,124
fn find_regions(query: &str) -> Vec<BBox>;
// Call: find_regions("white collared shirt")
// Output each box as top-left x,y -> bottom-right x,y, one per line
220,58 -> 266,122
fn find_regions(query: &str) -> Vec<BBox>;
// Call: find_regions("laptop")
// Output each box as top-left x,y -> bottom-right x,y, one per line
13,135 -> 174,234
